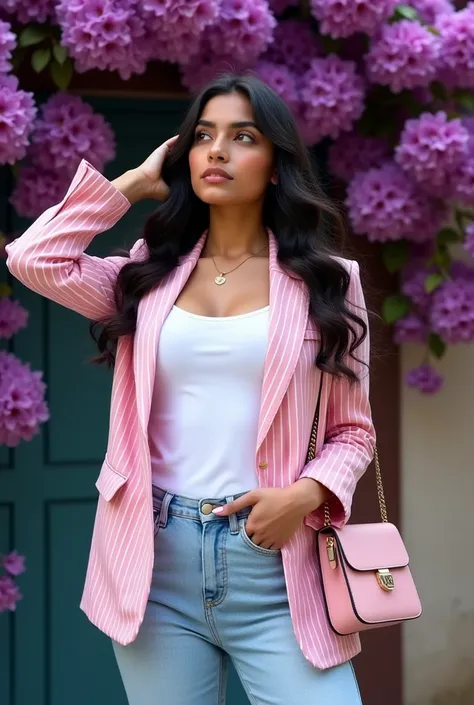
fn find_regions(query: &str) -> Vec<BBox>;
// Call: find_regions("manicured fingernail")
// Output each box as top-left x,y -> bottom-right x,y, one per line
212,507 -> 224,514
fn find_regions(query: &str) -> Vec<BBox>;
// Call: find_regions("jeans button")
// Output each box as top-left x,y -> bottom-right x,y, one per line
201,503 -> 214,515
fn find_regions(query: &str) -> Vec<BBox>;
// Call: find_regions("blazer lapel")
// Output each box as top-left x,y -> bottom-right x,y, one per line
134,233 -> 207,434
256,231 -> 309,453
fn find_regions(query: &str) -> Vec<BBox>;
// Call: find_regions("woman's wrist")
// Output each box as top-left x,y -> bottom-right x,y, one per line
111,169 -> 150,205
287,478 -> 329,515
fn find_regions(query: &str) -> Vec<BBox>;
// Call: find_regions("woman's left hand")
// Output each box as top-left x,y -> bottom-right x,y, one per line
212,480 -> 327,550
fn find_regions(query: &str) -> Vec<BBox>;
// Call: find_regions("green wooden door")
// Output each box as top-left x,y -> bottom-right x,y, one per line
0,97 -> 248,705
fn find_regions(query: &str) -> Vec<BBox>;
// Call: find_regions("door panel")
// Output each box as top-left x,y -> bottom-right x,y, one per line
1,97 -> 251,705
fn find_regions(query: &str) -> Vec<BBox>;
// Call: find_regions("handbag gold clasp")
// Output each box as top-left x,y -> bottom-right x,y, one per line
376,568 -> 395,592
326,537 -> 337,569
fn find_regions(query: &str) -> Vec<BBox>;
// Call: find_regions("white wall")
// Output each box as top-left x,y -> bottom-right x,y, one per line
402,343 -> 474,705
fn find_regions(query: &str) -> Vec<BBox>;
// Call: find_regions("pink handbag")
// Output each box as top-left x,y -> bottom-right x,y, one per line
307,409 -> 422,635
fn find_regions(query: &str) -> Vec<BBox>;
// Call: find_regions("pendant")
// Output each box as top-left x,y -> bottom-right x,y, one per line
215,274 -> 226,285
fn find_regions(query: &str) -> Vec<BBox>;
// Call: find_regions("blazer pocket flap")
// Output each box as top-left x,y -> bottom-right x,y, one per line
95,457 -> 127,502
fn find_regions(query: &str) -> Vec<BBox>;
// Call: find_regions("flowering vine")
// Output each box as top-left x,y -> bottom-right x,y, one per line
0,0 -> 472,416
0,551 -> 25,612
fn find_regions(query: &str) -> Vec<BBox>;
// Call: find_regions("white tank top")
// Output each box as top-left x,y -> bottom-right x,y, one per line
148,304 -> 269,498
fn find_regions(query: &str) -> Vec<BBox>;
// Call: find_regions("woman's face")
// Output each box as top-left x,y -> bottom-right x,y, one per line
188,92 -> 275,207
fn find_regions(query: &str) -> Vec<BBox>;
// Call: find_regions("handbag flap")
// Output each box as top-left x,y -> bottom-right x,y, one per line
329,522 -> 409,571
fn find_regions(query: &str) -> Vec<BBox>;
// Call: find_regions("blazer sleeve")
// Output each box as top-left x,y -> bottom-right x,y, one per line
5,159 -> 143,321
299,260 -> 376,529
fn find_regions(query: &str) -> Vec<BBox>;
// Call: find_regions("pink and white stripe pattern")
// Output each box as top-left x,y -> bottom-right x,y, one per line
6,160 -> 375,669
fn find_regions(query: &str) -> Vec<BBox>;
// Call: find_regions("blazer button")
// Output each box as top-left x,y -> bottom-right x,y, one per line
258,461 -> 268,469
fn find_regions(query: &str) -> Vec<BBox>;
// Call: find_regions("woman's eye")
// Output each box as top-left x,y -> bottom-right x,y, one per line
236,133 -> 254,143
195,131 -> 210,141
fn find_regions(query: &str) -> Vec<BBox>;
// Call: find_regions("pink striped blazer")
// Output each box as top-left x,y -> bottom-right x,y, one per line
6,160 -> 376,669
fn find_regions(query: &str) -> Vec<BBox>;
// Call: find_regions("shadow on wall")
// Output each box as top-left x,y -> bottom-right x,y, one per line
420,601 -> 474,705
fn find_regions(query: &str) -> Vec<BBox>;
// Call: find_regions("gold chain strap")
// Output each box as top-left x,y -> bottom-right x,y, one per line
306,407 -> 388,526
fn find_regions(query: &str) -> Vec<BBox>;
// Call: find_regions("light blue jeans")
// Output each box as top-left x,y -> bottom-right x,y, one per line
113,485 -> 362,705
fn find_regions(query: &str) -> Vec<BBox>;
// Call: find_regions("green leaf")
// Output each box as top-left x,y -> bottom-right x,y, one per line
426,25 -> 440,36
428,332 -> 446,359
392,4 -> 420,21
19,25 -> 48,47
31,47 -> 51,73
52,42 -> 68,65
382,294 -> 410,324
0,283 -> 12,297
50,58 -> 74,90
457,92 -> 474,112
425,272 -> 444,293
382,241 -> 410,273
436,227 -> 460,246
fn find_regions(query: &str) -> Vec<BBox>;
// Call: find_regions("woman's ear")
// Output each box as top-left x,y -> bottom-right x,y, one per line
271,169 -> 278,185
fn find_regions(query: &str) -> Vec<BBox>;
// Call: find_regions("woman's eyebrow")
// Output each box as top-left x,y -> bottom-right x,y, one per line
196,119 -> 262,132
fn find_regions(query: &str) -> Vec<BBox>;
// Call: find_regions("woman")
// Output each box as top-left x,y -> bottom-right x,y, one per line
6,74 -> 375,705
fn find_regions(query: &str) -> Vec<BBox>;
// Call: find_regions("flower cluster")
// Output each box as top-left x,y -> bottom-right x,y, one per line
300,55 -> 366,142
56,0 -> 152,80
366,20 -> 441,93
0,551 -> 25,613
10,94 -> 115,218
328,132 -> 390,181
310,0 -> 397,38
0,75 -> 37,166
436,3 -> 474,88
2,0 -> 56,24
346,162 -> 447,242
0,351 -> 50,447
0,297 -> 29,338
395,112 -> 470,191
0,19 -> 15,73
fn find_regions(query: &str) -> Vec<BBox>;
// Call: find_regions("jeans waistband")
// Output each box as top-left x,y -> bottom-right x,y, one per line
152,484 -> 253,532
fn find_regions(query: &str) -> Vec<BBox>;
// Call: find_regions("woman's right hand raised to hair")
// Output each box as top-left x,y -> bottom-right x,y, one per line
111,135 -> 178,205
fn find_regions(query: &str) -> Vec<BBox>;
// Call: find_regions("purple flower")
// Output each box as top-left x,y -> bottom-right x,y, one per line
410,0 -> 455,24
29,94 -> 115,178
310,0 -> 397,39
346,161 -> 447,242
406,363 -> 444,394
255,61 -> 299,110
2,0 -> 56,24
143,0 -> 220,64
0,351 -> 50,447
430,272 -> 474,342
0,575 -> 22,612
299,55 -> 366,142
436,4 -> 474,88
10,166 -> 68,219
401,258 -> 436,312
263,19 -> 321,73
0,297 -> 29,339
451,141 -> 474,206
0,19 -> 16,73
393,312 -> 429,343
205,0 -> 277,65
3,551 -> 26,577
328,132 -> 390,182
395,112 -> 470,190
0,75 -> 37,166
56,0 -> 153,80
366,20 -> 441,93
465,221 -> 474,257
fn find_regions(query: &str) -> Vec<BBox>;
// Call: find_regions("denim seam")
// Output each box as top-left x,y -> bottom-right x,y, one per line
208,526 -> 229,607
204,604 -> 224,647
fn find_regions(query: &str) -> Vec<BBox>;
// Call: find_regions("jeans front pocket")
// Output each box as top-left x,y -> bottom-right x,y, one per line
239,520 -> 281,557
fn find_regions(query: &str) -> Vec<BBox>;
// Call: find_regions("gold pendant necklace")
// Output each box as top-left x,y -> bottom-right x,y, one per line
209,243 -> 268,286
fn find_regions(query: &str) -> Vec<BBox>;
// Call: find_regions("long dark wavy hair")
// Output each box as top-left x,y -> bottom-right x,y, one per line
90,73 -> 367,382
